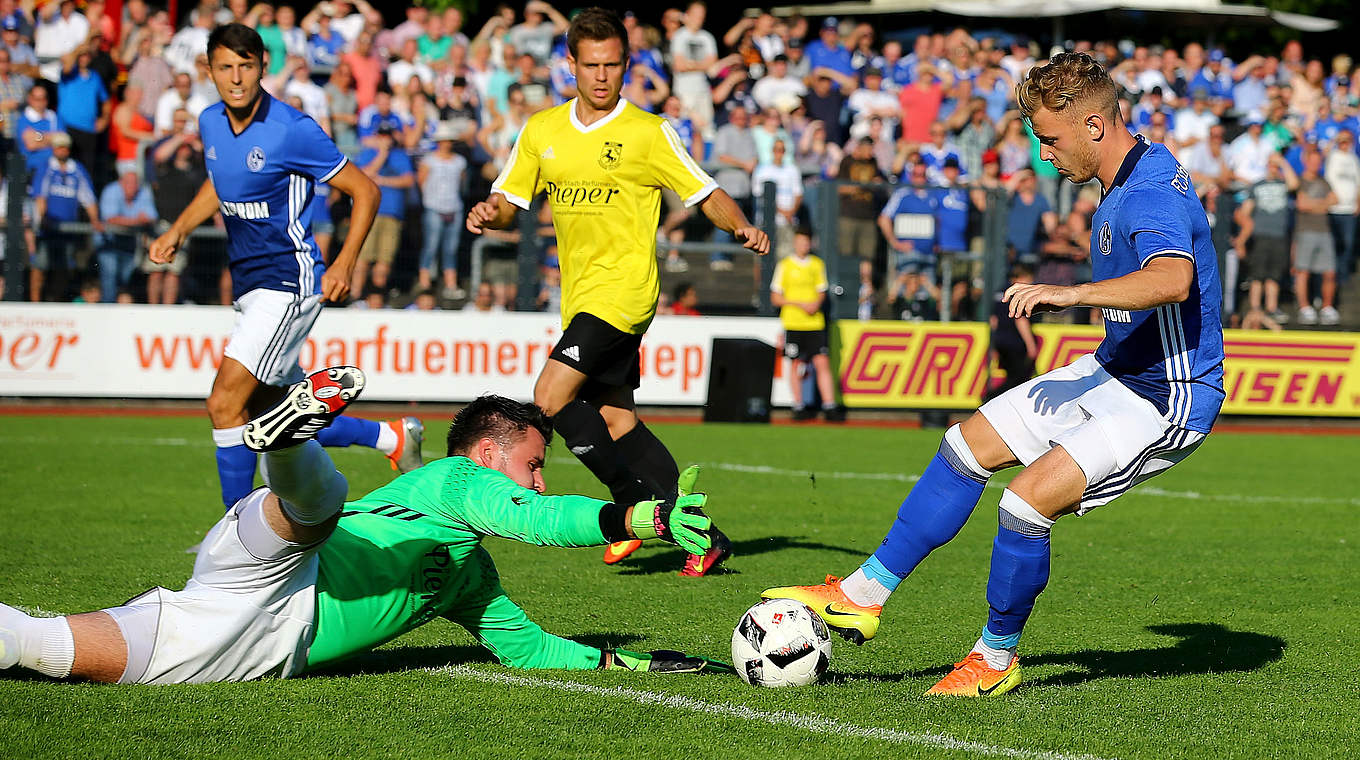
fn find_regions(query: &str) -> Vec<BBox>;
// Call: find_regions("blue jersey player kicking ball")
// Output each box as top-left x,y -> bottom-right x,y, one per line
148,24 -> 425,515
763,52 -> 1225,696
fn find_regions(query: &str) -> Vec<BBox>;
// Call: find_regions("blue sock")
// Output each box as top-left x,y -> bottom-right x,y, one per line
864,428 -> 989,582
214,442 -> 258,510
983,498 -> 1053,650
315,415 -> 381,448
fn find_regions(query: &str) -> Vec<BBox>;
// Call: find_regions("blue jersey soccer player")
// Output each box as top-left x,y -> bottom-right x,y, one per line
148,24 -> 422,514
764,52 -> 1226,696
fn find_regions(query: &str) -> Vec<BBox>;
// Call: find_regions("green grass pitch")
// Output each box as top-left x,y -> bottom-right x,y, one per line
1,413 -> 1356,759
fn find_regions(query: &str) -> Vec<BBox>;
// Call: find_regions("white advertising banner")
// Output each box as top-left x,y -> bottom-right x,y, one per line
0,304 -> 794,406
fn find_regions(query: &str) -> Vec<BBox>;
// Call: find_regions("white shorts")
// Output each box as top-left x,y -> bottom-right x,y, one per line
223,288 -> 324,386
979,354 -> 1205,514
123,489 -> 319,684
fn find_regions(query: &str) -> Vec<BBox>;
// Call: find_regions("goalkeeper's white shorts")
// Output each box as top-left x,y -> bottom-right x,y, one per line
223,288 -> 324,386
980,354 -> 1206,514
121,489 -> 319,684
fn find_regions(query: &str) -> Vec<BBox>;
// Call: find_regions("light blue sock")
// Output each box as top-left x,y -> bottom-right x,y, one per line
315,415 -> 381,448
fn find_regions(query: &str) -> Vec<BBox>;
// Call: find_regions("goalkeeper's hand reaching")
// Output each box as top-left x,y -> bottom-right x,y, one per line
629,493 -> 711,555
603,648 -> 735,674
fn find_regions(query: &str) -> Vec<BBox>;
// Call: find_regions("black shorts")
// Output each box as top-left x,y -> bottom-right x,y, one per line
549,312 -> 643,389
782,329 -> 829,361
1245,236 -> 1289,283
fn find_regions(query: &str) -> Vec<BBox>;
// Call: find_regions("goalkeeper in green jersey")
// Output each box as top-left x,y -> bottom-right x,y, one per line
0,367 -> 726,684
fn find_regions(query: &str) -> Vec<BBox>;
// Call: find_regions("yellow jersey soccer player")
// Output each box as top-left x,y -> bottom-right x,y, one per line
467,7 -> 768,576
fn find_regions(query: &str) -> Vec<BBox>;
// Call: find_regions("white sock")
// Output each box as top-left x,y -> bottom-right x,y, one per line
840,569 -> 892,607
0,604 -> 74,678
971,636 -> 1017,671
375,421 -> 399,455
212,424 -> 247,448
260,441 -> 348,525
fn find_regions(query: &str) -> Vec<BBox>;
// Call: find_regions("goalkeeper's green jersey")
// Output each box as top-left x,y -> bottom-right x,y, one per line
304,456 -> 608,669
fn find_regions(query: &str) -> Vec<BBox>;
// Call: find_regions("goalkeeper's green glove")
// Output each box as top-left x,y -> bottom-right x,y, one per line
630,493 -> 711,555
676,464 -> 700,498
603,648 -> 736,674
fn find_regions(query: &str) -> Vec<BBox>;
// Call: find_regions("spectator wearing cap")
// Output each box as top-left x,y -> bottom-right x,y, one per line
417,121 -> 468,300
1229,111 -> 1274,184
1190,48 -> 1234,115
31,131 -> 100,301
752,54 -> 805,113
880,160 -> 939,320
352,125 -> 414,296
1174,88 -> 1218,150
804,17 -> 855,92
1131,86 -> 1175,136
0,15 -> 38,79
784,36 -> 810,81
1325,129 -> 1360,285
847,67 -> 898,137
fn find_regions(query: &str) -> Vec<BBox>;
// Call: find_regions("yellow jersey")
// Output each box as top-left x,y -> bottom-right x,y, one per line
771,254 -> 828,331
492,98 -> 718,334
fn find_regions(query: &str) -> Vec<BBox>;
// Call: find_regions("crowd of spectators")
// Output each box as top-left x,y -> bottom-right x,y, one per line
0,0 -> 1355,330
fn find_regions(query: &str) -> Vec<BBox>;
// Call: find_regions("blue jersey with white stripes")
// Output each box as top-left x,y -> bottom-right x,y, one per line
1091,139 -> 1225,433
199,93 -> 347,300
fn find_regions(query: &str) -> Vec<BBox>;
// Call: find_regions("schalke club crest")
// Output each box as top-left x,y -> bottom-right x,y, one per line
247,146 -> 267,172
1099,221 -> 1112,256
598,141 -> 623,170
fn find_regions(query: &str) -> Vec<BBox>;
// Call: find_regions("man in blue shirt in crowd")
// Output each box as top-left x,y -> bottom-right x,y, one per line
96,170 -> 157,302
148,24 -> 420,518
879,160 -> 938,318
56,41 -> 109,184
766,52 -> 1225,699
1006,168 -> 1055,263
935,156 -> 971,319
31,131 -> 99,300
351,125 -> 413,296
803,17 -> 854,90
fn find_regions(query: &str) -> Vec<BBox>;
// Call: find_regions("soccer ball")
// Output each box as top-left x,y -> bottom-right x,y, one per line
731,598 -> 833,687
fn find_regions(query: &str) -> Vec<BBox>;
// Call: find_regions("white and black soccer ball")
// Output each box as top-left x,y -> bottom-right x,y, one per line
731,598 -> 833,687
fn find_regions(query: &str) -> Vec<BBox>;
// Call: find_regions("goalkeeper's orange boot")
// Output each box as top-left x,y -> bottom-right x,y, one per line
385,417 -> 425,473
760,575 -> 881,645
926,652 -> 1021,697
603,540 -> 643,564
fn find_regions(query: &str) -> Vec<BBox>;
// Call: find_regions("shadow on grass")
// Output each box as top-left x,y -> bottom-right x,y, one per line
304,633 -> 645,678
612,535 -> 865,577
825,622 -> 1286,688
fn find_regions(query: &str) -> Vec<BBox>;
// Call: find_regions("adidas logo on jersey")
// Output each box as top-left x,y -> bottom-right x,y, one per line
561,345 -> 581,362
541,146 -> 555,159
205,146 -> 217,161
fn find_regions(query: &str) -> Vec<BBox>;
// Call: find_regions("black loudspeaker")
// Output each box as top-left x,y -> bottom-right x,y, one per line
703,338 -> 776,423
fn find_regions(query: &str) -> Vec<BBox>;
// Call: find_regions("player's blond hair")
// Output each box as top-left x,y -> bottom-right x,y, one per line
1016,52 -> 1120,124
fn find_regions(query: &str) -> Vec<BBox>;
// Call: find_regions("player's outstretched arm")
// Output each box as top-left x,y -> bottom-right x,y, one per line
1004,257 -> 1194,317
148,178 -> 219,264
465,192 -> 518,234
322,162 -> 380,302
698,188 -> 770,254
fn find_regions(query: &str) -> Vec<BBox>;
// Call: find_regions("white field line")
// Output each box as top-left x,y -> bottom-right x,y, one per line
2,435 -> 1353,507
435,665 -> 1117,760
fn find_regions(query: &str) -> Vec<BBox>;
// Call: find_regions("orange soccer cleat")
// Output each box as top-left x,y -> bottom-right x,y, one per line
759,575 -> 881,644
603,540 -> 644,564
925,652 -> 1022,697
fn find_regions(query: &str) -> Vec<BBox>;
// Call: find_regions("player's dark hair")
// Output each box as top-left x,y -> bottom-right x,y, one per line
567,7 -> 629,60
446,395 -> 554,457
207,23 -> 265,64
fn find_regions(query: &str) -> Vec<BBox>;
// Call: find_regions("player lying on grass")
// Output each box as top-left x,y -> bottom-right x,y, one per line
0,370 -> 728,683
763,52 -> 1225,697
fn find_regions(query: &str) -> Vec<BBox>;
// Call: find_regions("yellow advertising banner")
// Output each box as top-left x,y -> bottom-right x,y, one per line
836,321 -> 1360,416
